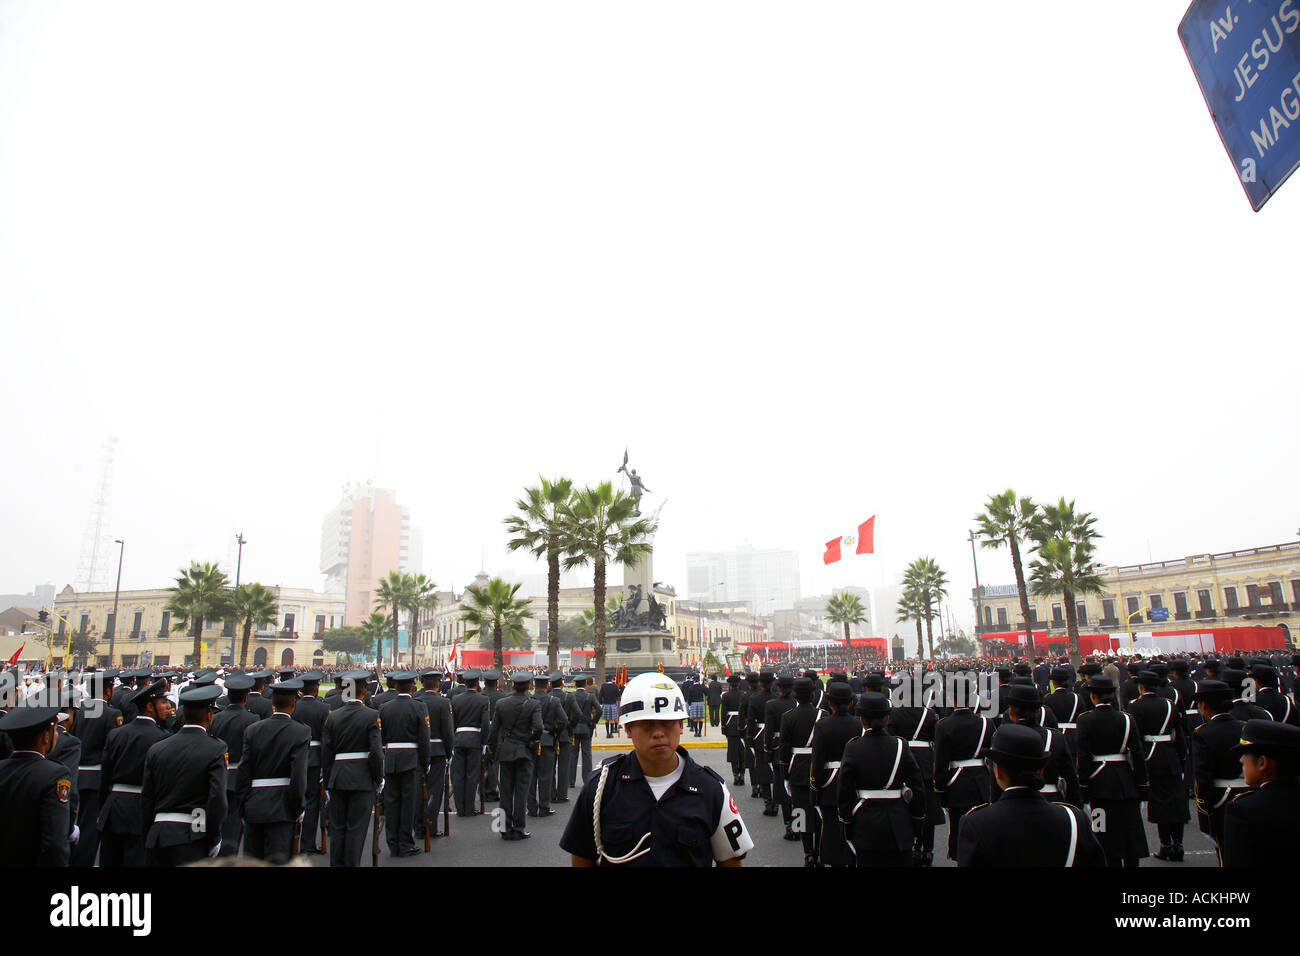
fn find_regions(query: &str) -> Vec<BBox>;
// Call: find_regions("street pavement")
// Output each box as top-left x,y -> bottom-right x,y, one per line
305,739 -> 1218,867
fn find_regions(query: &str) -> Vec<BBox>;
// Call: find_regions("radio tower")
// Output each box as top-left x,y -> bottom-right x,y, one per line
75,437 -> 117,593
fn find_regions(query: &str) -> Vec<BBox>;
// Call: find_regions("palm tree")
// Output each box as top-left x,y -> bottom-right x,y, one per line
974,489 -> 1043,661
1029,498 -> 1105,668
166,562 -> 234,665
358,612 -> 391,666
825,592 -> 867,649
896,584 -> 926,659
504,476 -> 575,672
230,582 -> 279,669
460,577 -> 534,671
374,570 -> 412,669
903,557 -> 948,660
401,573 -> 439,665
568,595 -> 622,649
560,482 -> 656,685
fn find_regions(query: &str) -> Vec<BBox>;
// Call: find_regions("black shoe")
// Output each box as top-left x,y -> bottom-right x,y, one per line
502,832 -> 521,841
751,787 -> 761,799
783,827 -> 798,841
763,805 -> 779,817
921,850 -> 933,867
536,808 -> 556,817
397,848 -> 422,858
515,830 -> 532,839
553,797 -> 570,803
804,854 -> 817,867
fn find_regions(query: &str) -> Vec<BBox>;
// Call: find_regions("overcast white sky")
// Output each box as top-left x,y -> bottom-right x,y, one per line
2,1 -> 1296,630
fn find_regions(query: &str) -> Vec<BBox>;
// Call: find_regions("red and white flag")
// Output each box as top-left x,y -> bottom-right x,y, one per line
6,643 -> 24,666
447,634 -> 458,670
823,516 -> 875,564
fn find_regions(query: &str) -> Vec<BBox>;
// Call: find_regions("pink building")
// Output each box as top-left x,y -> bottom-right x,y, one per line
321,483 -> 411,627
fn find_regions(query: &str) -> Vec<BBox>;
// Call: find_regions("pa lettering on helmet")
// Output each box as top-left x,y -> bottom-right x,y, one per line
652,695 -> 685,715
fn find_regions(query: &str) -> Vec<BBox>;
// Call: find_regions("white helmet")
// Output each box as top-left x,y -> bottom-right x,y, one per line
619,672 -> 687,726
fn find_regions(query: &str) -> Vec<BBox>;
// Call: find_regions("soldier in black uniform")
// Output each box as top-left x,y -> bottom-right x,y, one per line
1044,666 -> 1084,760
414,667 -> 454,838
764,674 -> 797,832
98,678 -> 172,867
321,669 -> 383,867
810,681 -> 859,867
779,676 -> 822,865
1001,683 -> 1079,807
481,670 -> 505,799
720,674 -> 746,785
0,705 -> 73,866
706,673 -> 723,728
836,692 -> 924,867
140,684 -> 227,865
1190,680 -> 1246,864
1221,668 -> 1271,723
45,689 -> 82,855
549,672 -> 578,803
371,674 -> 399,711
889,673 -> 942,865
933,673 -> 993,862
742,672 -> 759,794
292,670 -> 329,853
70,672 -> 122,866
1129,669 -> 1190,862
1222,719 -> 1300,866
957,723 -> 1106,867
570,675 -> 599,788
746,671 -> 776,813
1076,675 -> 1149,867
209,673 -> 259,857
488,671 -> 543,840
450,669 -> 489,816
238,678 -> 311,863
378,670 -> 430,857
1252,664 -> 1298,725
109,668 -> 143,722
529,674 -> 565,818
246,672 -> 274,719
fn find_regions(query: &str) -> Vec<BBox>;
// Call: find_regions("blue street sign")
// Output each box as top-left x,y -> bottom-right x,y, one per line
1179,0 -> 1300,210
1150,607 -> 1170,621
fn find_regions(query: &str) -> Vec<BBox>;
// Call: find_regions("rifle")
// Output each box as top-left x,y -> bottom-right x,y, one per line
291,815 -> 302,858
479,758 -> 486,814
319,782 -> 328,854
442,762 -> 451,836
371,793 -> 381,867
422,780 -> 431,852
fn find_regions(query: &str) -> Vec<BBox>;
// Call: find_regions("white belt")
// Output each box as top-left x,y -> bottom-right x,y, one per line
1093,753 -> 1128,763
78,764 -> 102,772
1057,722 -> 1078,730
153,812 -> 195,824
227,761 -> 241,769
1213,777 -> 1247,788
725,711 -> 739,718
455,726 -> 481,733
951,758 -> 983,768
335,752 -> 369,760
111,783 -> 143,794
385,742 -> 417,749
251,777 -> 290,788
1143,734 -> 1173,743
791,747 -> 812,756
1185,708 -> 1199,715
753,723 -> 765,731
907,740 -> 931,748
854,789 -> 902,800
1041,784 -> 1060,794
823,761 -> 842,769
310,741 -> 321,747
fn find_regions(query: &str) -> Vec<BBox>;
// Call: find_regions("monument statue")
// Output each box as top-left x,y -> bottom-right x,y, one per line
616,448 -> 651,516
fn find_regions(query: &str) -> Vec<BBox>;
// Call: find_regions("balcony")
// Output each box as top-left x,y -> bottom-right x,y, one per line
1097,617 -> 1119,628
1174,611 -> 1191,621
1195,610 -> 1216,621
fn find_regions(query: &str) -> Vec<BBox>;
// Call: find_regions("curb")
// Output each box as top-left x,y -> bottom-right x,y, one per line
592,741 -> 727,750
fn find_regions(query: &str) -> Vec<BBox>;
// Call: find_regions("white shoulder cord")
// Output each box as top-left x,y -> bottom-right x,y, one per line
592,761 -> 653,865
1063,806 -> 1078,867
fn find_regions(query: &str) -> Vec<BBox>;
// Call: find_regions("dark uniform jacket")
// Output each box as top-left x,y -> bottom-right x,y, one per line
70,698 -> 123,796
809,711 -> 861,803
1222,779 -> 1300,866
238,712 -> 311,822
140,726 -> 227,852
549,687 -> 578,743
707,680 -> 723,707
1026,723 -> 1081,807
0,751 -> 72,866
1077,704 -> 1149,802
99,715 -> 170,835
836,728 -> 925,852
933,710 -> 993,809
1044,688 -> 1084,734
1191,712 -> 1246,834
746,688 -> 775,750
321,700 -> 383,791
110,685 -> 138,722
597,682 -> 620,706
1168,676 -> 1200,730
370,688 -> 398,711
292,694 -> 330,770
1128,692 -> 1187,778
48,729 -> 82,829
957,787 -> 1106,866
763,694 -> 797,757
414,689 -> 454,758
571,688 -> 599,737
888,703 -> 939,781
247,694 -> 273,720
778,702 -> 822,785
210,704 -> 260,792
534,690 -> 567,749
1256,687 -> 1298,725
378,694 -> 430,773
451,690 -> 491,748
487,691 -> 543,762
720,689 -> 745,737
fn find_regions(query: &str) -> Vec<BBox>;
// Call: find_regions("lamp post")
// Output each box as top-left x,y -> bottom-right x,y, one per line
968,530 -> 984,642
109,539 -> 124,667
234,533 -> 246,589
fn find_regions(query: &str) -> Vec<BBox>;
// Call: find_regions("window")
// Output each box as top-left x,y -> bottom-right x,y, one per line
1051,604 -> 1063,624
1075,602 -> 1088,625
983,607 -> 992,626
79,614 -> 90,634
105,612 -> 116,637
1225,586 -> 1239,609
1027,608 -> 1039,625
160,611 -> 171,635
315,615 -> 326,634
1148,594 -> 1164,610
996,607 -> 1008,627
1126,596 -> 1140,618
121,655 -> 138,667
1197,589 -> 1213,613
1269,582 -> 1284,606
1102,598 -> 1115,621
284,613 -> 295,633
58,617 -> 66,635
1173,592 -> 1189,615
153,655 -> 170,666
1293,580 -> 1300,605
1247,584 -> 1260,607
132,610 -> 143,637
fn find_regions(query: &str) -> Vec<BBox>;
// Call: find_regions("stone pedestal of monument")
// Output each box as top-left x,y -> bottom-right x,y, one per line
602,629 -> 677,674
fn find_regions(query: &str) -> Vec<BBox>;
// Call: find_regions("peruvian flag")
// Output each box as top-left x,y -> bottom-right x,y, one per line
6,643 -> 24,666
447,634 -> 458,670
823,516 -> 875,564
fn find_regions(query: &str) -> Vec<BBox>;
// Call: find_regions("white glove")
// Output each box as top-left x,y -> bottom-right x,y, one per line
69,825 -> 80,845
376,779 -> 385,797
482,745 -> 488,756
296,811 -> 305,824
784,780 -> 792,798
208,840 -> 222,858
323,790 -> 331,808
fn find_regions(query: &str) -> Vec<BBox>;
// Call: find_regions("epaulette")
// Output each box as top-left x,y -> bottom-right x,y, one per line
699,764 -> 726,785
963,803 -> 989,816
599,752 -> 627,769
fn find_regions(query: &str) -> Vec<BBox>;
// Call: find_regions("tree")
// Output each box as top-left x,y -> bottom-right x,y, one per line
166,562 -> 234,665
230,582 -> 279,670
903,558 -> 948,660
401,574 -> 439,663
560,482 -> 656,685
825,592 -> 867,648
374,571 -> 412,669
1029,498 -> 1105,668
504,476 -> 574,672
460,577 -> 533,671
358,613 -> 391,665
559,596 -> 622,650
975,489 -> 1043,662
937,630 -> 977,658
896,584 -> 926,660
320,625 -> 374,663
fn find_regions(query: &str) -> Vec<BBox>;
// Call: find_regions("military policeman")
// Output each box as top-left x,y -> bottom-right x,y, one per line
98,678 -> 173,867
746,671 -> 776,812
0,704 -> 74,866
139,684 -> 227,865
764,674 -> 797,832
208,674 -> 260,857
488,671 -> 543,840
321,670 -> 384,867
238,678 -> 311,863
450,669 -> 489,816
1221,719 -> 1300,866
378,669 -> 430,856
560,672 -> 754,866
1190,679 -> 1246,864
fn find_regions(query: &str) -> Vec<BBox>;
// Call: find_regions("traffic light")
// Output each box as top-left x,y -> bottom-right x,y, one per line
37,610 -> 48,624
